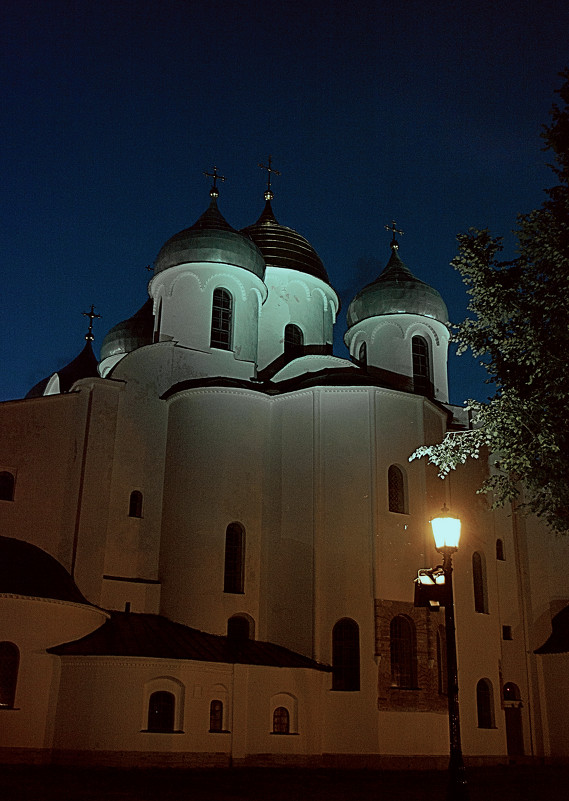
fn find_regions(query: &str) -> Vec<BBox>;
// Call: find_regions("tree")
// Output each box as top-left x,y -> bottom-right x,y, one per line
411,70 -> 569,533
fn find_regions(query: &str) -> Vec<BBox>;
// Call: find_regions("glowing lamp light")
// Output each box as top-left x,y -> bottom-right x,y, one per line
431,504 -> 461,552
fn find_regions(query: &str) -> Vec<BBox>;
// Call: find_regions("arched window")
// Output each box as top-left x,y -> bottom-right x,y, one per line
358,341 -> 367,366
0,642 -> 20,708
436,625 -> 447,695
496,539 -> 505,560
472,551 -> 488,613
284,324 -> 303,356
227,615 -> 251,641
390,615 -> 417,688
0,471 -> 15,502
224,522 -> 245,594
476,679 -> 495,728
147,690 -> 175,732
388,465 -> 406,514
412,336 -> 430,395
210,288 -> 233,350
153,299 -> 162,343
503,682 -> 521,702
332,618 -> 360,691
272,706 -> 290,734
209,700 -> 224,732
128,490 -> 143,518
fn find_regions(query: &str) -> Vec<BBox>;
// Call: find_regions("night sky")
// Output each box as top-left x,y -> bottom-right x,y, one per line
1,0 -> 567,404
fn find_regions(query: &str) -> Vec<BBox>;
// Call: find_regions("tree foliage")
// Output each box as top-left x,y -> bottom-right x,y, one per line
411,69 -> 569,533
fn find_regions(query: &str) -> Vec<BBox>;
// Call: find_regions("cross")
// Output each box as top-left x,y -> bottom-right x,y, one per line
203,165 -> 226,197
385,220 -> 404,248
258,155 -> 281,199
82,304 -> 101,342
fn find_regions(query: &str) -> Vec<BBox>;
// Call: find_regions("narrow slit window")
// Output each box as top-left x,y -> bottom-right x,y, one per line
412,336 -> 430,395
0,642 -> 19,708
0,471 -> 15,502
209,700 -> 224,732
388,465 -> 406,514
332,618 -> 360,691
129,490 -> 143,518
224,523 -> 245,593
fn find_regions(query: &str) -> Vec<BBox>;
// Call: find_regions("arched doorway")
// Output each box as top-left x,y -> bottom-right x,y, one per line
503,682 -> 524,756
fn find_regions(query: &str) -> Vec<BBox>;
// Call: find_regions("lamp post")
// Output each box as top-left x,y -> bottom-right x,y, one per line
431,505 -> 469,801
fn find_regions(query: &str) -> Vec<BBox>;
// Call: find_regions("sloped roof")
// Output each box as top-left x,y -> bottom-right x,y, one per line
48,611 -> 331,671
535,605 -> 569,654
0,536 -> 90,605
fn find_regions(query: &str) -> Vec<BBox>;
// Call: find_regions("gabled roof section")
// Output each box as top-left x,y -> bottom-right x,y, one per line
48,611 -> 331,671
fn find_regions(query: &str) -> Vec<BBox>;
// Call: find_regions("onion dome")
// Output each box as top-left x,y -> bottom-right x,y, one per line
154,189 -> 265,278
100,299 -> 154,361
26,339 -> 99,398
347,242 -> 448,327
0,535 -> 90,604
241,198 -> 329,284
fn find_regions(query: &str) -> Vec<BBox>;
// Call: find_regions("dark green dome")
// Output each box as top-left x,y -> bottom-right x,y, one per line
347,246 -> 448,327
241,199 -> 329,284
154,194 -> 265,278
100,299 -> 154,361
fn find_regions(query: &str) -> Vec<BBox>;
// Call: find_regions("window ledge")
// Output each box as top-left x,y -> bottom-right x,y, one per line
389,686 -> 421,691
140,730 -> 185,734
0,706 -> 20,711
270,732 -> 299,736
209,730 -> 231,734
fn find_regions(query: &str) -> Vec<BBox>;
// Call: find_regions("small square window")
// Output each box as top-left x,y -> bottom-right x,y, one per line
502,625 -> 513,641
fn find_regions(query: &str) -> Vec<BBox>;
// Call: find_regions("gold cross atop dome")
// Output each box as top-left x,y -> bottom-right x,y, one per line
82,305 -> 101,342
385,220 -> 404,249
258,155 -> 281,200
203,165 -> 226,198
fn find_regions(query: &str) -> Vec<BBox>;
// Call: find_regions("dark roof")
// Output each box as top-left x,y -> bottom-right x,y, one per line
26,340 -> 99,398
535,605 -> 569,654
154,195 -> 265,278
241,199 -> 329,284
346,246 -> 448,327
0,536 -> 90,605
100,299 -> 154,361
49,611 -> 331,671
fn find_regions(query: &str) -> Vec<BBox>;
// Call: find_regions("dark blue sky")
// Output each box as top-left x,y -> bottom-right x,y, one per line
1,0 -> 567,403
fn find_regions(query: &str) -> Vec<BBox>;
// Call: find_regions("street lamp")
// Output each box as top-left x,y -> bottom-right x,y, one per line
431,504 -> 469,801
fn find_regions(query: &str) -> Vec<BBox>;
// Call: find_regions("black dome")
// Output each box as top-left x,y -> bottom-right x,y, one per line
0,536 -> 90,604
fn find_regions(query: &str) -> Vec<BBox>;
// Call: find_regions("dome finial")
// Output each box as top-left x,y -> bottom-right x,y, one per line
203,165 -> 226,199
385,220 -> 404,251
258,155 -> 281,201
82,304 -> 101,342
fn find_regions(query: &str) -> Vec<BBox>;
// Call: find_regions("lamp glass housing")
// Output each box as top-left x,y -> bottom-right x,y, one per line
431,512 -> 461,552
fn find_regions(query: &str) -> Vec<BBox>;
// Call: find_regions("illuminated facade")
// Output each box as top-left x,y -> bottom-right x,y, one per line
1,181 -> 568,767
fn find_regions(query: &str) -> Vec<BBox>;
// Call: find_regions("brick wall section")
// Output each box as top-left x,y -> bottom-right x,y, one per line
375,599 -> 447,713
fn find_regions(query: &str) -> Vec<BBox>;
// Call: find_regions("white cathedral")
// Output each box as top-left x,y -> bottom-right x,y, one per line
1,171 -> 569,768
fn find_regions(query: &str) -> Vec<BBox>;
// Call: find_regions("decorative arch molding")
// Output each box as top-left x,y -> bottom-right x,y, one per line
369,319 -> 405,344
166,268 -> 204,298
287,277 -> 312,303
310,285 -> 329,311
269,691 -> 298,733
142,675 -> 185,732
166,269 -> 251,303
406,321 -> 440,346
